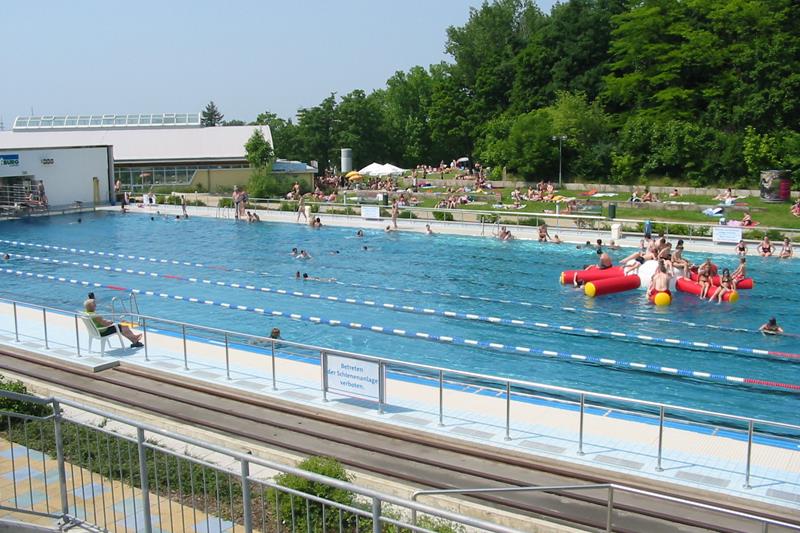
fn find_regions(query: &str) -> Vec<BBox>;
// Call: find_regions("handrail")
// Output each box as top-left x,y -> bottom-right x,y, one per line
410,484 -> 800,532
0,388 -> 520,533
225,195 -> 800,235
3,295 -> 799,434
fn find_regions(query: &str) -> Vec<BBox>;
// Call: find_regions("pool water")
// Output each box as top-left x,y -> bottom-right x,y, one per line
1,212 -> 799,424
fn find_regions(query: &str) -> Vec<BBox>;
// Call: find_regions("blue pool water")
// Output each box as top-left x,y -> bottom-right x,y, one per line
1,212 -> 799,424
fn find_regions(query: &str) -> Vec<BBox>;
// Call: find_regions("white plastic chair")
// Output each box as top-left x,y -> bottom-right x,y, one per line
79,315 -> 125,356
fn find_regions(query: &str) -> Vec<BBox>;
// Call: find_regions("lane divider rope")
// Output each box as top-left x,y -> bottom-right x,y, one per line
2,266 -> 800,393
0,239 -> 770,337
7,251 -> 798,362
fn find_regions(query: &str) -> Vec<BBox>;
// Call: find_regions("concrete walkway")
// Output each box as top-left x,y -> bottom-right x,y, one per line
2,301 -> 798,515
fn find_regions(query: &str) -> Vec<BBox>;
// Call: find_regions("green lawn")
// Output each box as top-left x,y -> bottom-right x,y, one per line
406,188 -> 799,229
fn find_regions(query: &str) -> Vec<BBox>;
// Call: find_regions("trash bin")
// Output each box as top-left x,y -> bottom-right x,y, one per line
382,194 -> 389,206
608,203 -> 617,219
611,223 -> 622,241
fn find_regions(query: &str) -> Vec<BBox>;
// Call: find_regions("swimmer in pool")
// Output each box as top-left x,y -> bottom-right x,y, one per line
302,273 -> 336,282
356,229 -> 364,237
2,253 -> 9,261
731,257 -> 747,287
760,317 -> 783,335
552,234 -> 562,244
425,224 -> 434,235
597,251 -> 613,270
711,268 -> 734,303
647,259 -> 672,298
619,250 -> 645,275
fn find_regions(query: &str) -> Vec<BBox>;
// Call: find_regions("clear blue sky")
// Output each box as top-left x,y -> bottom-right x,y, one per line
0,0 -> 556,126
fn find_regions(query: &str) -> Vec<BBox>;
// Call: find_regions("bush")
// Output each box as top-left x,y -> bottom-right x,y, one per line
744,229 -> 765,240
218,198 -> 233,208
271,456 -> 355,532
766,229 -> 785,241
398,211 -> 417,219
280,201 -> 298,212
326,208 -> 358,216
516,217 -> 540,226
479,214 -> 499,223
433,211 -> 454,221
0,377 -> 52,424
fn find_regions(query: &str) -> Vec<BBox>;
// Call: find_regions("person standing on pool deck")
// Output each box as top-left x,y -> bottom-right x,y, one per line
391,199 -> 399,230
297,194 -> 307,223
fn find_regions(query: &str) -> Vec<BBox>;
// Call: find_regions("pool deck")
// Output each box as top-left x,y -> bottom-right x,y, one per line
99,203 -> 798,258
1,301 -> 798,516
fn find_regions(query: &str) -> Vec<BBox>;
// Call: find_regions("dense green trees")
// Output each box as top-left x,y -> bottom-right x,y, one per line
245,0 -> 799,185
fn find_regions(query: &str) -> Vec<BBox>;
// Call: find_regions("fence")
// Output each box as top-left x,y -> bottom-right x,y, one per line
0,388 -> 520,533
209,197 -> 800,242
2,296 -> 799,494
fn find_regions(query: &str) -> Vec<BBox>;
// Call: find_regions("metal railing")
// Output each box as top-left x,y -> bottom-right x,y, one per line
171,196 -> 800,243
2,296 -> 799,493
0,388 -> 519,533
410,484 -> 800,532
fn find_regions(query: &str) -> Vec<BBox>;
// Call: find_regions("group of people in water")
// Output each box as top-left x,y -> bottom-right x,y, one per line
740,236 -> 794,258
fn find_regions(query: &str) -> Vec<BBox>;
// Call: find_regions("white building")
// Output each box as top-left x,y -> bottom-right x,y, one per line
0,113 -> 274,202
0,145 -> 113,208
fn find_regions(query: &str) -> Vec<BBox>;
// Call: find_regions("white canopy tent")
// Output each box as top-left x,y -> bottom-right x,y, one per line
358,162 -> 406,176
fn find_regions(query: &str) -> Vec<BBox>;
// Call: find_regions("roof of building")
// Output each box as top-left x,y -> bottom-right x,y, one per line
0,125 -> 273,164
13,113 -> 201,130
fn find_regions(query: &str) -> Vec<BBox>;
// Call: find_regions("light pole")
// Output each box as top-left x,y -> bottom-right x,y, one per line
552,134 -> 567,188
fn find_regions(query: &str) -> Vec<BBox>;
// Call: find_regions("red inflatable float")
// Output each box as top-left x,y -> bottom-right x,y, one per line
689,272 -> 753,290
676,277 -> 739,302
560,266 -> 625,285
584,275 -> 641,297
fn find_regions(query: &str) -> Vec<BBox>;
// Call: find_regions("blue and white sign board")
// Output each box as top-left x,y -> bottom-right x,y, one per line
361,205 -> 381,220
712,226 -> 743,244
327,355 -> 380,399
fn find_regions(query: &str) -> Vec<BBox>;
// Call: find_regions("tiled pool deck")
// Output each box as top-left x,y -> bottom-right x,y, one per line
1,301 -> 798,515
0,438 -> 236,532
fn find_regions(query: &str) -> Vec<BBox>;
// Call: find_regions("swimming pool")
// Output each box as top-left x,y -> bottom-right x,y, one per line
1,211 -> 799,424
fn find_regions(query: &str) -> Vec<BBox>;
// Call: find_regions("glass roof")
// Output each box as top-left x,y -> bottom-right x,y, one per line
13,113 -> 201,131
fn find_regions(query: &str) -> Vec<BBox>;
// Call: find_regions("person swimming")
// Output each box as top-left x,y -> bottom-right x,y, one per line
760,317 -> 783,335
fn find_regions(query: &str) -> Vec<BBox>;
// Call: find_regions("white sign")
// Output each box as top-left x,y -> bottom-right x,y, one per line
361,205 -> 381,220
326,354 -> 380,399
712,226 -> 743,244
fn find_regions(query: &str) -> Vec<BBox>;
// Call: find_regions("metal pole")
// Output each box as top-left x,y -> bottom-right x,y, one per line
271,340 -> 277,390
142,318 -> 148,361
136,428 -> 153,533
182,325 -> 188,370
438,370 -> 444,426
578,393 -> 585,455
744,420 -> 754,488
74,315 -> 81,357
378,361 -> 385,415
505,381 -> 511,441
371,497 -> 381,533
13,301 -> 19,342
606,485 -> 614,532
558,137 -> 563,188
321,351 -> 328,402
42,308 -> 49,349
241,460 -> 253,533
224,333 -> 231,380
52,400 -> 69,518
656,406 -> 665,471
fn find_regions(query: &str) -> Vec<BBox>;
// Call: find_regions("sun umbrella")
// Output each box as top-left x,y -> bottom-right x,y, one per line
345,170 -> 360,178
348,174 -> 363,181
457,157 -> 470,163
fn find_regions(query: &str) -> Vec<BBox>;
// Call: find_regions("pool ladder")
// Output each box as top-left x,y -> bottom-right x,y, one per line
110,291 -> 142,325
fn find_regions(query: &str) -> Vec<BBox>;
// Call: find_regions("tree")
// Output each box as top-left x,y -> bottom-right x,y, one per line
296,94 -> 339,172
244,128 -> 274,169
255,111 -> 303,160
222,119 -> 245,126
201,100 -> 224,127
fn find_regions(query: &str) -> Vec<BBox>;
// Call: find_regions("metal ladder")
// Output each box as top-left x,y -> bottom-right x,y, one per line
110,291 -> 142,325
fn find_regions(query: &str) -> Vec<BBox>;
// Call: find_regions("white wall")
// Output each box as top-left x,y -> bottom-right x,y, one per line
0,146 -> 112,206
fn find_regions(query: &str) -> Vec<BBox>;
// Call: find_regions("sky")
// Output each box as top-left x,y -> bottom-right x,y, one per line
0,0 -> 556,127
